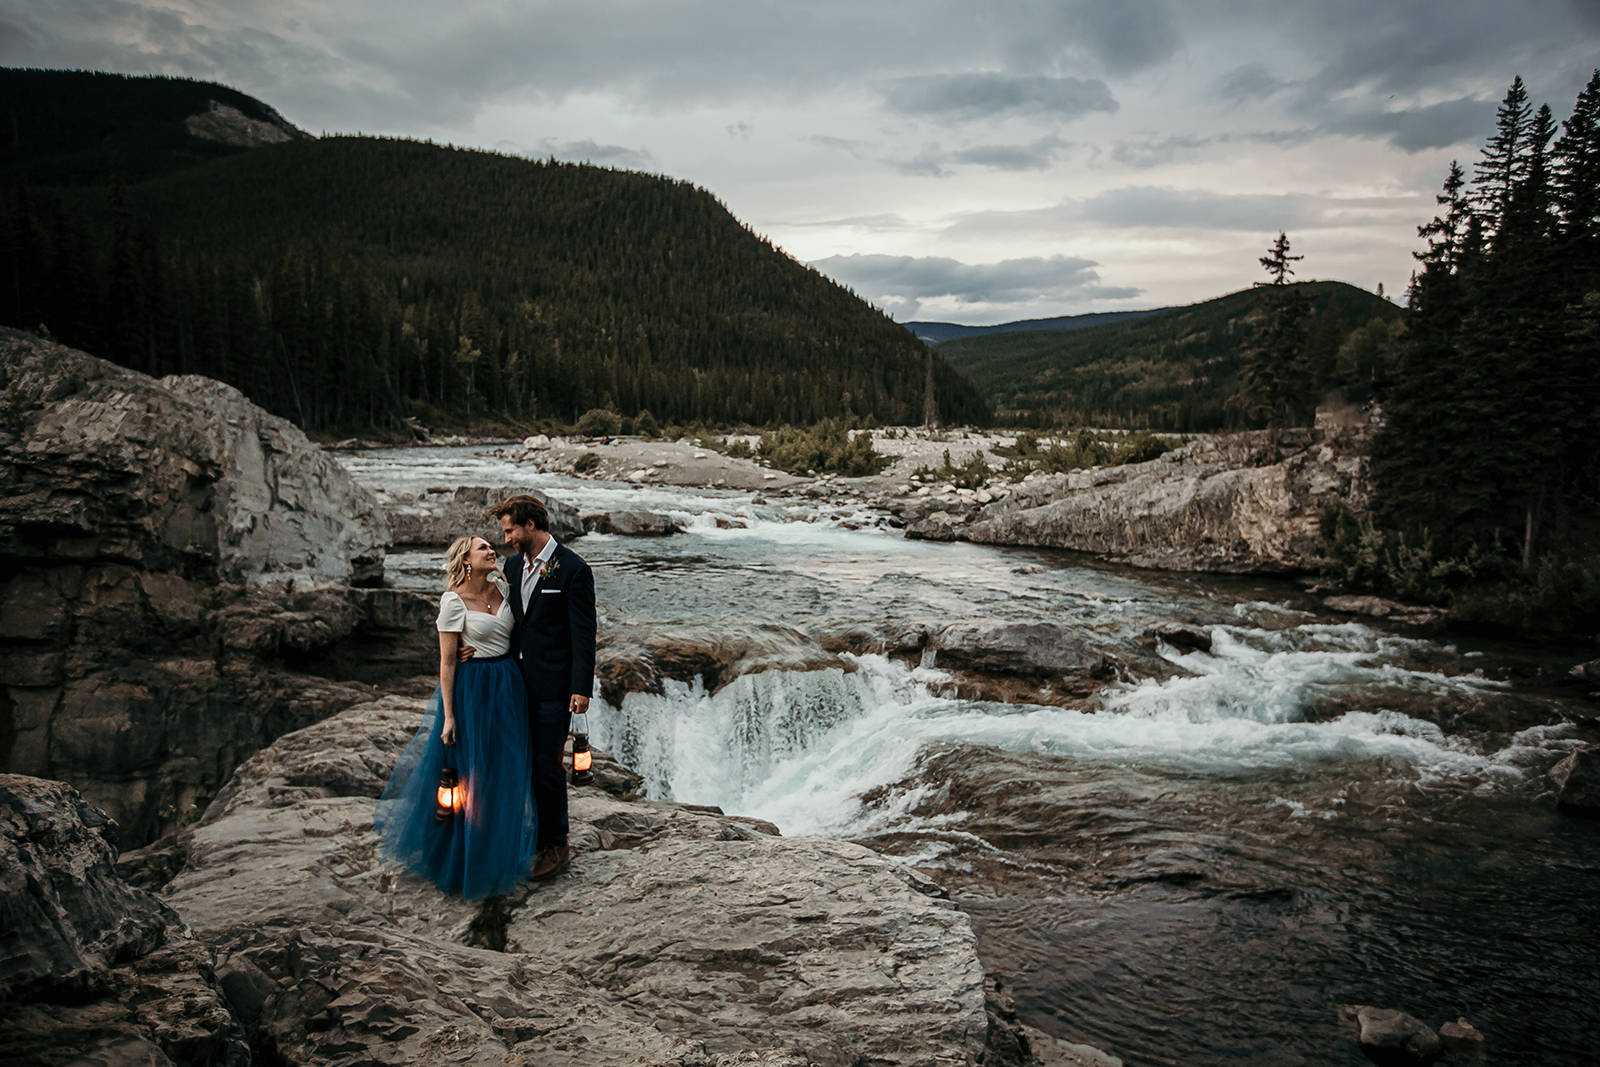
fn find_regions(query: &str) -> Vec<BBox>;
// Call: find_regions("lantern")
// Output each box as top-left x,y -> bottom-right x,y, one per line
435,767 -> 460,822
571,712 -> 594,786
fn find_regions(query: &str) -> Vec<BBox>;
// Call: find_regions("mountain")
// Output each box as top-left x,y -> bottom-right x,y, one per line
0,69 -> 990,433
903,309 -> 1161,344
937,281 -> 1399,431
0,68 -> 311,186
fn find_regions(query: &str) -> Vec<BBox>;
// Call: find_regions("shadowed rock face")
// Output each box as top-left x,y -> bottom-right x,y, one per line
383,485 -> 584,546
160,697 -> 989,1067
958,428 -> 1370,573
0,774 -> 249,1066
0,331 -> 406,845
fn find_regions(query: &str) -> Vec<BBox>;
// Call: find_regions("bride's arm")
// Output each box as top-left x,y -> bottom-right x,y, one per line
438,629 -> 460,745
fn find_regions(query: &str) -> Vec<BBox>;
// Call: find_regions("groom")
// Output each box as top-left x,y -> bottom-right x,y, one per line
491,493 -> 597,880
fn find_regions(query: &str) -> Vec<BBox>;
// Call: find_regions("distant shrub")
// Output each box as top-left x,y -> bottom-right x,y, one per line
912,448 -> 994,489
758,419 -> 888,477
577,409 -> 621,437
721,437 -> 755,459
634,409 -> 661,438
572,452 -> 601,474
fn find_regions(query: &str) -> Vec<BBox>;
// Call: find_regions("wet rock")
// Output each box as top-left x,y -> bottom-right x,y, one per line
1140,622 -> 1214,654
383,484 -> 582,545
962,428 -> 1370,573
1571,658 -> 1600,683
595,622 -> 840,707
1549,744 -> 1600,814
581,508 -> 683,536
1438,1018 -> 1487,1060
905,511 -> 964,541
1337,1004 -> 1442,1066
161,697 -> 988,1066
0,774 -> 248,1066
1323,595 -> 1406,616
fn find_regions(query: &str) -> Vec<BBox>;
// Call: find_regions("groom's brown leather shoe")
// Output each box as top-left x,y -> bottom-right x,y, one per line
532,844 -> 570,880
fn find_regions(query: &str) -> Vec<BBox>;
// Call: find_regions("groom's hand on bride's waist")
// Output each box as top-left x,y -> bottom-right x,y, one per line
457,644 -> 476,662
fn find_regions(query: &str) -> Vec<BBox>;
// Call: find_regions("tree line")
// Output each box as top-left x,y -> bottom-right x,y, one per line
1323,73 -> 1600,633
1,115 -> 990,433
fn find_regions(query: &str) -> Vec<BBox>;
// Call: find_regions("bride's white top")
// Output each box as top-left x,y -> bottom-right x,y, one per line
435,574 -> 513,658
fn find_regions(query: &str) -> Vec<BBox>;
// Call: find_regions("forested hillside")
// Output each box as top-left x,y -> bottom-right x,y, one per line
1325,73 -> 1600,633
0,70 -> 989,433
937,281 -> 1398,431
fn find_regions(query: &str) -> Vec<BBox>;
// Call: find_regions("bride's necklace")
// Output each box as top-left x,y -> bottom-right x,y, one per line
457,578 -> 501,613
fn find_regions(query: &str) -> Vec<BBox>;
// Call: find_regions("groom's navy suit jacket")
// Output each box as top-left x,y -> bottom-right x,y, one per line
504,543 -> 597,702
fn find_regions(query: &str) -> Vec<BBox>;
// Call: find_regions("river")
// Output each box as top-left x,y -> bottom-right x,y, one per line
340,446 -> 1600,1067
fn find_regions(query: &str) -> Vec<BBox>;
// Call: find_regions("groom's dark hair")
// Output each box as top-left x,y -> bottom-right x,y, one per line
490,494 -> 550,532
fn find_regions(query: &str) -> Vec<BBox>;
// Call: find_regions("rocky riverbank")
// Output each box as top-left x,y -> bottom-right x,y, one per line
0,330 -> 413,845
2,698 -> 1110,1066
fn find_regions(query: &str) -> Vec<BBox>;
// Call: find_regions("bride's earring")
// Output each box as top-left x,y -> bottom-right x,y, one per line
467,563 -> 473,578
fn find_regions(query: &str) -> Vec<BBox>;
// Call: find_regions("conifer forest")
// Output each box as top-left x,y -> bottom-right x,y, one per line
0,71 -> 990,435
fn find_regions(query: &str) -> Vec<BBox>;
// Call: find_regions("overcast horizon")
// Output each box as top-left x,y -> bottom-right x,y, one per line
5,2 -> 1598,325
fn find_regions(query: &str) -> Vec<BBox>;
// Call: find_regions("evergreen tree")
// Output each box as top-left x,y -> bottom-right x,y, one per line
1230,232 -> 1312,426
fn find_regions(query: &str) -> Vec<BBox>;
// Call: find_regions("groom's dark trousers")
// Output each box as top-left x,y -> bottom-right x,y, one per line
505,542 -> 598,851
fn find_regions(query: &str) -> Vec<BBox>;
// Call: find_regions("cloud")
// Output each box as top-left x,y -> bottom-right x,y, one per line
881,72 -> 1117,123
1324,96 -> 1498,153
950,135 -> 1071,170
809,252 -> 1139,317
807,134 -> 874,157
726,121 -> 752,140
1071,1 -> 1181,76
531,138 -> 654,169
1110,134 -> 1218,167
1216,63 -> 1288,103
786,213 -> 913,232
942,186 -> 1418,237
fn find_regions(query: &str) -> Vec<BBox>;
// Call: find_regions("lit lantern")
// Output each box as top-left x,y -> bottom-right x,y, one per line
435,767 -> 460,822
571,712 -> 594,786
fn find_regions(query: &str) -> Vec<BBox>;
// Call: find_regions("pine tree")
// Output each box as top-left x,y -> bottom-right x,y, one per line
1230,233 -> 1312,426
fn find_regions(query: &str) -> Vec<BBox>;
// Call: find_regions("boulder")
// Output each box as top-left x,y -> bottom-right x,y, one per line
1337,1004 -> 1442,1066
383,484 -> 583,545
961,428 -> 1371,573
0,330 -> 386,588
1549,744 -> 1600,814
0,774 -> 249,1066
160,697 -> 989,1066
581,508 -> 683,536
0,331 -> 415,849
1438,1018 -> 1487,1060
521,433 -> 551,450
1140,623 -> 1214,654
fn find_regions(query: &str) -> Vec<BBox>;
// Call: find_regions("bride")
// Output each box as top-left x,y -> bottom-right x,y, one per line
374,535 -> 536,898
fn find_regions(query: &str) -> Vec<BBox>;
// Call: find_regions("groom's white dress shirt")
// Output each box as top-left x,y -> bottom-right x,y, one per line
521,537 -> 558,613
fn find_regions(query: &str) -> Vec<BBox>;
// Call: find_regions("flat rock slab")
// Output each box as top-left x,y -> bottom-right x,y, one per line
163,697 -> 989,1066
511,803 -> 985,1067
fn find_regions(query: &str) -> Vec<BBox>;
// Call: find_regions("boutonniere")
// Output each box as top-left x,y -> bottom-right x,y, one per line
539,559 -> 561,581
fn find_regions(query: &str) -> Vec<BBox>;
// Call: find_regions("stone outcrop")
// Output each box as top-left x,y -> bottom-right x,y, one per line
159,697 -> 989,1066
1,331 -> 407,846
955,428 -> 1369,572
0,774 -> 249,1066
1,330 -> 387,587
581,508 -> 684,535
1337,1004 -> 1442,1065
381,484 -> 583,545
1549,744 -> 1600,814
184,98 -> 309,147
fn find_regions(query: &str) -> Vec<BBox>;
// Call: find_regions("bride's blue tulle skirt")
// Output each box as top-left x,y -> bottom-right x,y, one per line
374,653 -> 536,900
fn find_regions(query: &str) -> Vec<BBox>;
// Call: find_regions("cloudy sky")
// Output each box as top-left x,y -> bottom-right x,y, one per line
6,2 -> 1598,323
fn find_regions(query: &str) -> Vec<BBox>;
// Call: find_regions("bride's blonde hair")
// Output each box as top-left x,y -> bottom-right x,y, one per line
443,535 -> 502,590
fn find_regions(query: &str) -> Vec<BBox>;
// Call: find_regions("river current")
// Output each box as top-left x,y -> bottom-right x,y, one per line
340,446 -> 1600,1067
